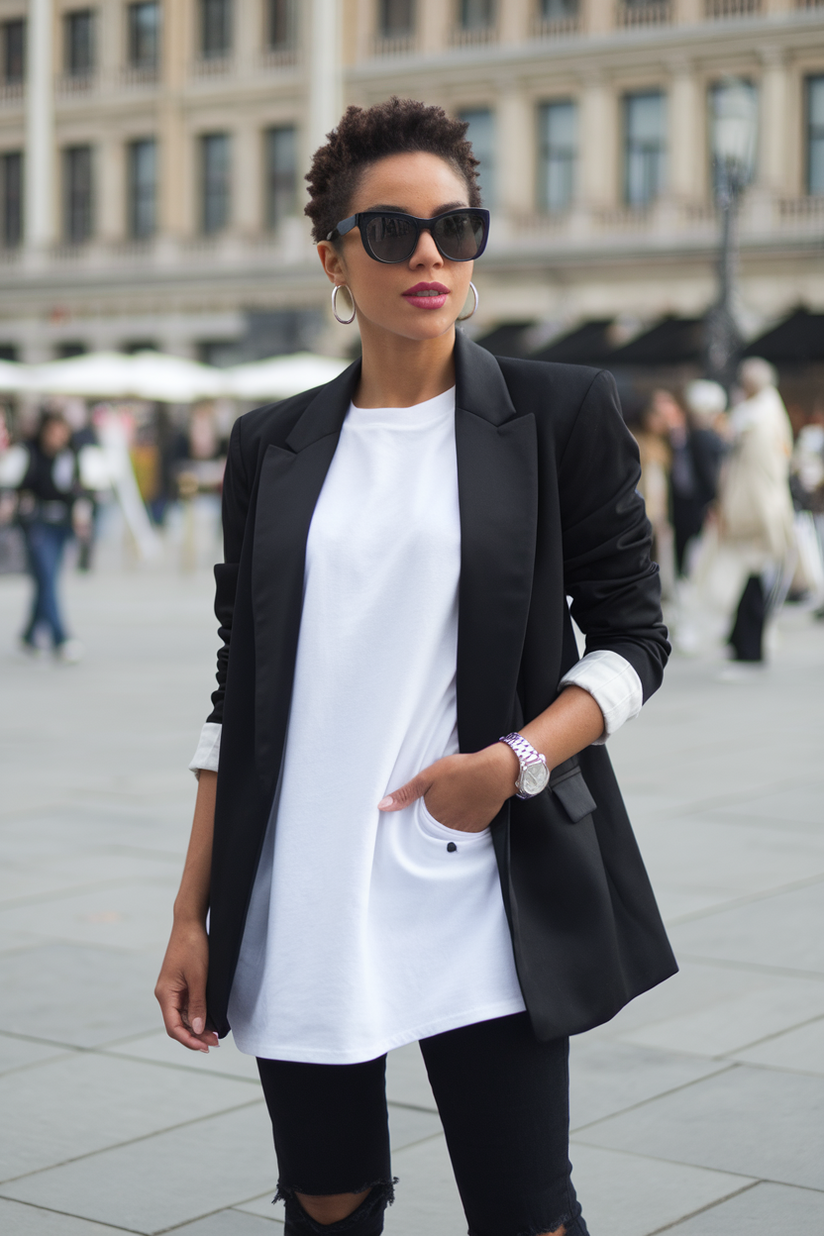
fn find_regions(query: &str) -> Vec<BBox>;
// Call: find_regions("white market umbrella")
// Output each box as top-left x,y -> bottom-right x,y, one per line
26,352 -> 141,398
126,351 -> 225,402
224,352 -> 350,401
25,350 -> 225,402
0,359 -> 31,392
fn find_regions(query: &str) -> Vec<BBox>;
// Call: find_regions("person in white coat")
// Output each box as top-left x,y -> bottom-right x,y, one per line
720,358 -> 795,661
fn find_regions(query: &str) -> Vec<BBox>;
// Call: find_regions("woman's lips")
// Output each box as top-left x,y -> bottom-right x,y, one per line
402,283 -> 449,310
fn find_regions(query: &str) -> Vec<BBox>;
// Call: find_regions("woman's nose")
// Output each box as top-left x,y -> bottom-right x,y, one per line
409,228 -> 442,268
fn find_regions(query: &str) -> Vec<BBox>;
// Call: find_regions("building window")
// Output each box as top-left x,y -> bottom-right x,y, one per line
57,342 -> 87,358
807,76 -> 824,195
201,0 -> 232,58
265,126 -> 297,228
624,91 -> 666,207
64,9 -> 95,76
2,19 -> 25,84
201,133 -> 230,233
1,151 -> 23,247
268,0 -> 296,48
63,145 -> 94,242
127,3 -> 160,70
458,108 -> 495,208
538,0 -> 578,16
458,0 -> 495,27
128,139 -> 157,238
379,0 -> 416,36
538,101 -> 577,214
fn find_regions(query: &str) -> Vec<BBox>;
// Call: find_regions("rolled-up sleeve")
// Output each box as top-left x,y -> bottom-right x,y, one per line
559,649 -> 643,744
188,721 -> 222,778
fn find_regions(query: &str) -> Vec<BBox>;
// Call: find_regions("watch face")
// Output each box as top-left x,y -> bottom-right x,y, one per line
519,761 -> 549,796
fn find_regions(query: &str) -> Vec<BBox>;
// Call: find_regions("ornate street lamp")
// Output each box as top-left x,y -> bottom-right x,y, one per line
704,78 -> 758,390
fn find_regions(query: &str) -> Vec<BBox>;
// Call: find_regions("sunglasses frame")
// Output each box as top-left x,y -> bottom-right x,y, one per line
326,207 -> 491,264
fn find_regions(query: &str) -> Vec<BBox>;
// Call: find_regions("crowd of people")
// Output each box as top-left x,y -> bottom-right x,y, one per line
628,357 -> 822,665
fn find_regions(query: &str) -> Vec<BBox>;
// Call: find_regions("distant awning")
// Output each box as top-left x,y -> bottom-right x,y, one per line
532,320 -> 616,366
607,316 -> 705,367
743,308 -> 824,365
473,322 -> 536,360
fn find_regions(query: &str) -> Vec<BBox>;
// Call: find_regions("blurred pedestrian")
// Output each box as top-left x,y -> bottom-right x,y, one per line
631,391 -> 676,597
719,358 -> 795,662
12,411 -> 89,661
674,380 -> 729,574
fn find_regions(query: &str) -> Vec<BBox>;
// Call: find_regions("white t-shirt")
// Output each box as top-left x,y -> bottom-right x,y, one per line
191,388 -> 645,1064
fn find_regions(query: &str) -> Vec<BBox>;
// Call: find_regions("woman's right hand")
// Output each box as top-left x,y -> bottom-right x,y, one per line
155,919 -> 219,1052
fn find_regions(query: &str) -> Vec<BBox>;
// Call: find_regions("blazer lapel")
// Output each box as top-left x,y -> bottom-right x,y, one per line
251,361 -> 360,783
453,332 -> 539,754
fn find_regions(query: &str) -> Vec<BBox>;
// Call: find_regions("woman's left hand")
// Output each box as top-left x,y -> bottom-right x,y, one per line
378,743 -> 519,834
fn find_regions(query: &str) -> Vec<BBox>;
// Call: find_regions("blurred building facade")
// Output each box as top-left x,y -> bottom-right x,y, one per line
0,0 -> 822,362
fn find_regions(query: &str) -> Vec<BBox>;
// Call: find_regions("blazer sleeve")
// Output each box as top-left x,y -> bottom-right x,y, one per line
558,369 -> 670,702
205,415 -> 251,724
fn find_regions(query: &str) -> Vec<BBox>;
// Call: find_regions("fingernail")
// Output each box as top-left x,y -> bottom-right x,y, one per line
377,796 -> 393,810
192,1017 -> 204,1035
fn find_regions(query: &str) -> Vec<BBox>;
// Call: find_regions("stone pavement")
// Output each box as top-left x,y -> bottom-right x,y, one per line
0,563 -> 822,1235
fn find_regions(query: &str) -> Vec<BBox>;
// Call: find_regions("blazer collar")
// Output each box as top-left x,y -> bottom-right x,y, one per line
282,329 -> 519,456
285,357 -> 362,453
453,329 -> 519,427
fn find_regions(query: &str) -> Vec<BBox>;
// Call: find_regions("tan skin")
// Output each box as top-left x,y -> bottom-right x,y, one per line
156,151 -> 603,1230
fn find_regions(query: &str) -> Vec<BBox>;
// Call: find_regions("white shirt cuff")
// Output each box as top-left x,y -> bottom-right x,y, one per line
188,721 -> 222,777
559,649 -> 643,745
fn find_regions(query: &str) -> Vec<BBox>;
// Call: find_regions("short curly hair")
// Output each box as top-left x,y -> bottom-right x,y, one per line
304,97 -> 481,244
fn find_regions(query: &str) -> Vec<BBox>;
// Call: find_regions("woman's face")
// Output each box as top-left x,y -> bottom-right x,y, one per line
318,152 -> 476,345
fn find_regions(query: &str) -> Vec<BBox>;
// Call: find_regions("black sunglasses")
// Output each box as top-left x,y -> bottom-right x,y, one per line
326,208 -> 490,264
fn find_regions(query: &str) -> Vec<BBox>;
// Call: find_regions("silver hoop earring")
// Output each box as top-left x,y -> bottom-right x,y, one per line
331,284 -> 356,325
458,281 -> 479,322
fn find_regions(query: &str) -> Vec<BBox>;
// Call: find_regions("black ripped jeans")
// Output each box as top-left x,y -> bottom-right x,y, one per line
257,1012 -> 590,1236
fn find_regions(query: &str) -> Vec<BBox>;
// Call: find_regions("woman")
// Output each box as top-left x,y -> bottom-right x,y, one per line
8,411 -> 87,661
156,99 -> 675,1236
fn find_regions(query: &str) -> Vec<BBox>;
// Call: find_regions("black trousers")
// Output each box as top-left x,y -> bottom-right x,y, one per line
728,574 -> 766,662
257,1012 -> 589,1236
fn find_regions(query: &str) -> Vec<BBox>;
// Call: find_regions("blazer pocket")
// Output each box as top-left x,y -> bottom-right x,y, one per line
550,757 -> 597,824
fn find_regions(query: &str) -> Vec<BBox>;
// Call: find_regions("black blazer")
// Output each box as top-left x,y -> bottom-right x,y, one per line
205,333 -> 677,1040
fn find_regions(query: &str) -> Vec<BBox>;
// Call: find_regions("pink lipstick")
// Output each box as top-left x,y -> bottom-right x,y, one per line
402,282 -> 449,310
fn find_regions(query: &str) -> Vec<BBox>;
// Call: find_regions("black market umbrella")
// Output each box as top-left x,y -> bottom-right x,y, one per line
607,316 -> 705,367
743,308 -> 824,365
531,319 -> 616,366
473,321 -> 536,359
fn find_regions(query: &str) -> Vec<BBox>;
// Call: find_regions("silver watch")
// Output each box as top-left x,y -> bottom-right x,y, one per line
498,732 -> 550,799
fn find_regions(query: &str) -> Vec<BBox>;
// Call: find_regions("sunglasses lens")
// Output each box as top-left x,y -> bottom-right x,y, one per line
433,211 -> 486,260
365,214 -> 417,262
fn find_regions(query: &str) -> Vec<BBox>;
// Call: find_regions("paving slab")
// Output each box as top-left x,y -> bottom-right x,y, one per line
0,1050 -> 261,1182
104,1028 -> 260,1083
577,1063 -> 824,1190
170,1209 -> 281,1233
0,1197 -> 133,1235
0,942 -> 161,1046
664,1180 -> 824,1232
0,877 -> 179,953
568,1039 -> 726,1129
0,1030 -> 70,1076
616,970 -> 824,1057
568,1143 -> 754,1236
668,879 -> 824,974
629,814 -> 824,921
727,1014 -> 824,1075
0,1101 -> 275,1235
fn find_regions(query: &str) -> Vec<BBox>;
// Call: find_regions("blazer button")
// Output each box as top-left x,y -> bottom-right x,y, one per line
446,841 -> 457,852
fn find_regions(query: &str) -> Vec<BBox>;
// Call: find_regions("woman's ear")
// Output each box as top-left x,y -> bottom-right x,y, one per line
317,240 -> 346,286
